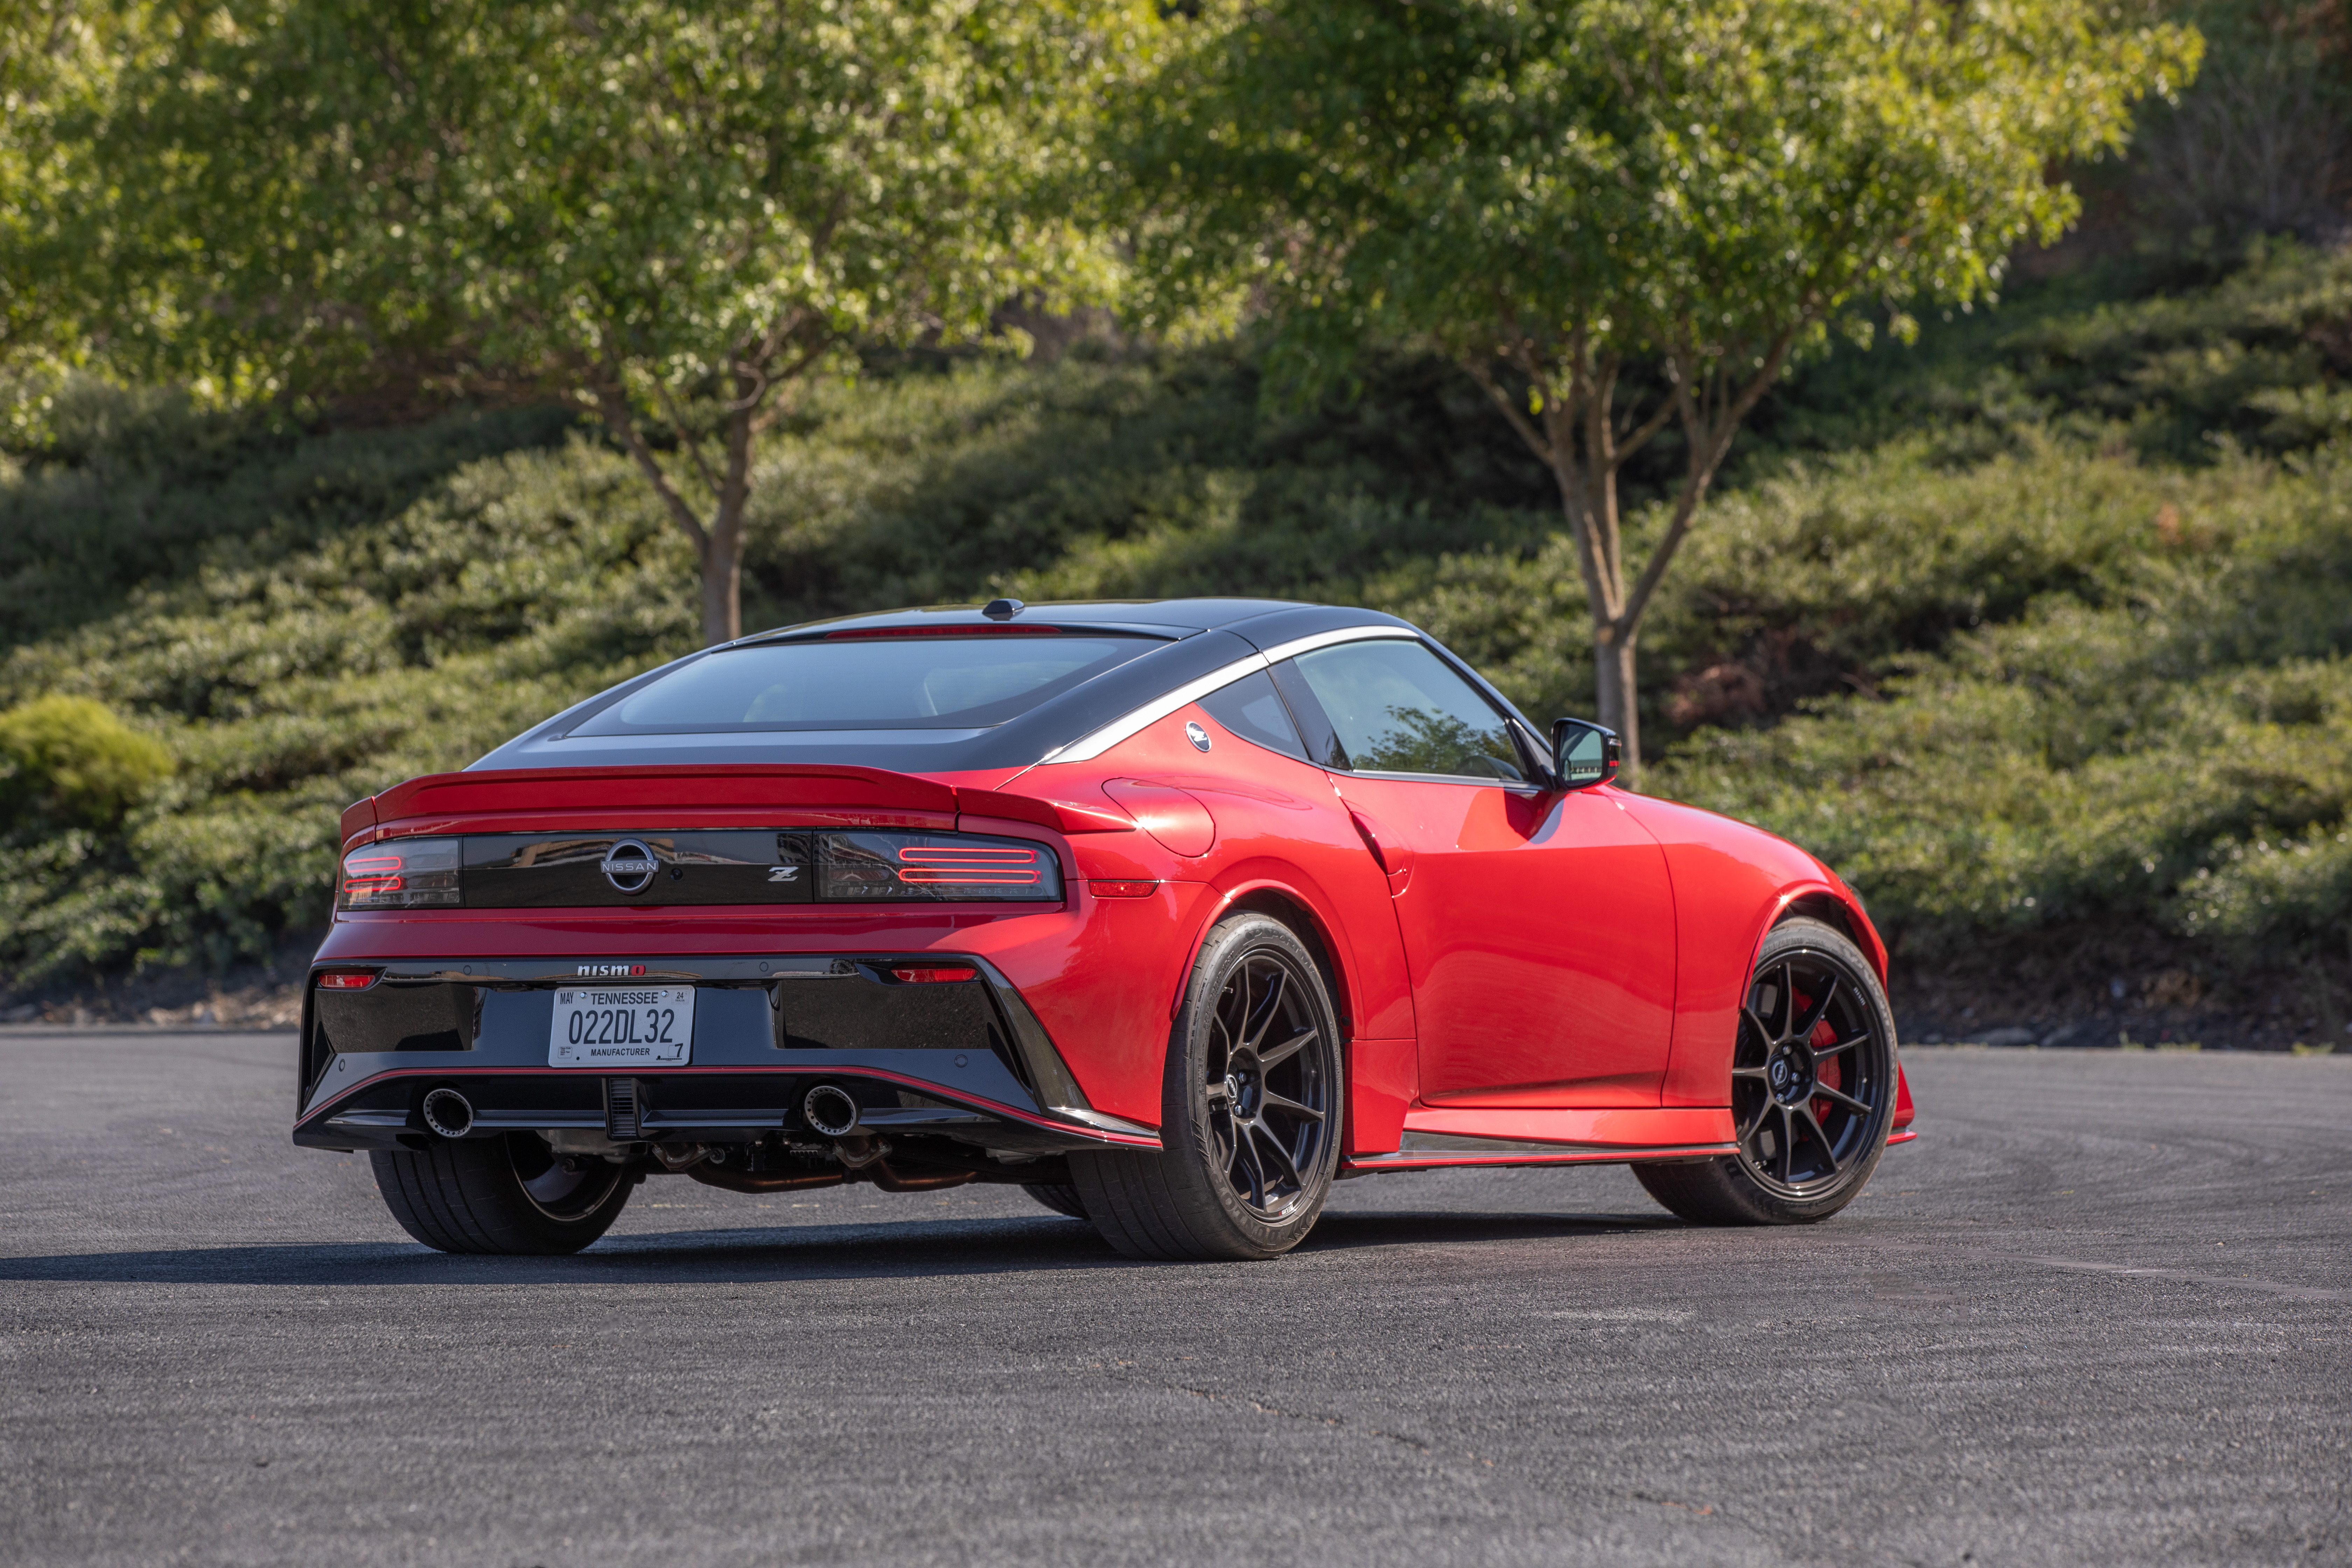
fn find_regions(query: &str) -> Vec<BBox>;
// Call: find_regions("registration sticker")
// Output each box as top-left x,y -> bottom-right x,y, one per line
548,987 -> 694,1067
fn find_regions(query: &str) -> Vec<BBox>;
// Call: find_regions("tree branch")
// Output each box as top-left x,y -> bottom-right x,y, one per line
652,377 -> 724,501
1615,325 -> 1802,637
1464,352 -> 1556,468
594,373 -> 710,555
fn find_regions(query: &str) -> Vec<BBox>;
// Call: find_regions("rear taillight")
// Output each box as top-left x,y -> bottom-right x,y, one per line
337,838 -> 461,910
314,969 -> 378,990
817,832 -> 1062,903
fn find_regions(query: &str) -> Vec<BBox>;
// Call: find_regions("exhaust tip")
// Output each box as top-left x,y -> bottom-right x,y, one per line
421,1087 -> 475,1139
802,1084 -> 861,1139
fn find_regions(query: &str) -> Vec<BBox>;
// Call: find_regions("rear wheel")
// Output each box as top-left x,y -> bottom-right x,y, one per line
372,1132 -> 633,1255
1634,918 -> 1895,1226
1070,914 -> 1343,1260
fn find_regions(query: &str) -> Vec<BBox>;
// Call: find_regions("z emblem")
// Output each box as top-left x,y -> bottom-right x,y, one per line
769,865 -> 801,882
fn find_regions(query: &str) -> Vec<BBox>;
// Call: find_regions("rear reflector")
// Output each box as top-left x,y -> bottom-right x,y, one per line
890,965 -> 979,984
1088,880 -> 1161,899
315,970 -> 378,991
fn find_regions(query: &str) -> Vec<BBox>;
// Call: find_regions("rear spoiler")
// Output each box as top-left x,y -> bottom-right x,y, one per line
340,765 -> 1137,848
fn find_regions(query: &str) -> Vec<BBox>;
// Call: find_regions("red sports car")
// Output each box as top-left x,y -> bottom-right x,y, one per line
301,598 -> 1915,1260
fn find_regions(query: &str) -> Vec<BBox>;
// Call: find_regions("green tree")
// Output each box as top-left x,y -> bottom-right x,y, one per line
91,0 -> 1139,643
0,3 -> 149,430
1123,0 -> 2201,776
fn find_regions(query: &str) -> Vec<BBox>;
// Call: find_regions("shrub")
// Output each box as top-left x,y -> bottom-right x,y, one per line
0,695 -> 173,829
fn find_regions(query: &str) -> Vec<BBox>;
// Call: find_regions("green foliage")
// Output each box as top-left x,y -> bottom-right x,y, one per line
61,0 -> 1149,643
0,380 -> 579,645
0,695 -> 172,829
1650,441 -> 2352,965
1127,0 -> 2197,377
5,238 -> 2352,989
1752,240 -> 2352,468
1112,0 -> 2202,767
0,431 -> 694,982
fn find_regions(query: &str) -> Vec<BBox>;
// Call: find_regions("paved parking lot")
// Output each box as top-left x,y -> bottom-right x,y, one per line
1,1032 -> 2346,1566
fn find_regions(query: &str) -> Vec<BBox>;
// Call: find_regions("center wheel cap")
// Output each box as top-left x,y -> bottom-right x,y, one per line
1769,1044 -> 1815,1105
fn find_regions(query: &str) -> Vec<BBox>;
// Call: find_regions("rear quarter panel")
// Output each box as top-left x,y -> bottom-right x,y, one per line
1007,702 -> 1418,1146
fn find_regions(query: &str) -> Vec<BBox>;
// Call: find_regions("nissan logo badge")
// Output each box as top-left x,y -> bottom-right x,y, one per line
600,838 -> 662,894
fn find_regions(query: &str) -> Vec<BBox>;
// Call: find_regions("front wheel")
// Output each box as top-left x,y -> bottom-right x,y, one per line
1070,913 -> 1344,1260
372,1132 -> 633,1254
1635,918 -> 1896,1226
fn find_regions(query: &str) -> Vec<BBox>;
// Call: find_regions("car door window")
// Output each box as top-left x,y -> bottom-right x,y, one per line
1287,640 -> 1526,782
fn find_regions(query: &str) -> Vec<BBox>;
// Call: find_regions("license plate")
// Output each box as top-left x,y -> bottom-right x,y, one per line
548,987 -> 694,1067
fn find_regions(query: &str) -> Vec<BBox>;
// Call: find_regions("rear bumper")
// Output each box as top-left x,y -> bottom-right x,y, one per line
293,952 -> 1159,1154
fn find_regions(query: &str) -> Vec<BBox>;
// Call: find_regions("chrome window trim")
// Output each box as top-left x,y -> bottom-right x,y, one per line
1252,624 -> 1420,666
1035,626 -> 1418,765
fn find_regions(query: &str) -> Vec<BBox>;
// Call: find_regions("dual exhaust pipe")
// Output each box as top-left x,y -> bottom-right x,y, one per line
419,1082 -> 862,1142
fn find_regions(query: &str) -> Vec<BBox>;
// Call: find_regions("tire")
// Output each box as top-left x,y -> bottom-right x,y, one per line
1634,917 -> 1897,1226
1069,913 -> 1344,1261
372,1132 -> 633,1255
1022,1182 -> 1089,1220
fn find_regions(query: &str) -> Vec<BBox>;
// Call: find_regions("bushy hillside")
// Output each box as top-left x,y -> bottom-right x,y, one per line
3,243 -> 2350,1043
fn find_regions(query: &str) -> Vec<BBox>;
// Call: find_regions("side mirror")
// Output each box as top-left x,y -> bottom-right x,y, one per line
1550,718 -> 1620,789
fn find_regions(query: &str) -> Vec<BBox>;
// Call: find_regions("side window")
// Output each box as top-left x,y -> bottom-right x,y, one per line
1196,669 -> 1308,761
1287,640 -> 1526,782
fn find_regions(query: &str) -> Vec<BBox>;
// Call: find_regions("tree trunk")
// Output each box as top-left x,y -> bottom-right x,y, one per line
700,531 -> 743,644
1593,626 -> 1640,785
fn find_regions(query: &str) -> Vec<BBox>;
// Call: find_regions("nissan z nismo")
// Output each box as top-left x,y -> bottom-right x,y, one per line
301,597 -> 1917,1259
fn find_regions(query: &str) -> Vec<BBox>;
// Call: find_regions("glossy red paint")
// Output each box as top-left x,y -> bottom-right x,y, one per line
1614,792 -> 1883,1111
309,666 -> 1914,1174
1334,776 -> 1677,1109
1100,778 -> 1216,857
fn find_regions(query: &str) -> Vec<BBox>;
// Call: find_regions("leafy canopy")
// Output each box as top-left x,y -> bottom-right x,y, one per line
1131,0 -> 2202,390
101,0 -> 1135,400
1118,0 -> 2200,769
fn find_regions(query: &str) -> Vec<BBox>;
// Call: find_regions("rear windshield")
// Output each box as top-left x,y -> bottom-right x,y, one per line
574,634 -> 1159,733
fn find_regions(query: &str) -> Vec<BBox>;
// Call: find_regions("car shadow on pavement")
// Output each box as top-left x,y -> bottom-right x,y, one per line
0,1209 -> 1686,1287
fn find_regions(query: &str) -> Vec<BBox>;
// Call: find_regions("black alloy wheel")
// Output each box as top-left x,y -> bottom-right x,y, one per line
373,1131 -> 633,1255
1635,918 -> 1895,1225
1070,913 -> 1344,1260
1202,950 -> 1333,1221
1731,947 -> 1889,1197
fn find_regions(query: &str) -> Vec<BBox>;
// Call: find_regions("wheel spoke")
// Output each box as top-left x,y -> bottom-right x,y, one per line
1791,975 -> 1839,1046
1243,964 -> 1288,1051
1814,1083 -> 1870,1115
1737,1095 -> 1774,1143
1812,1033 -> 1867,1058
1257,1025 -> 1316,1070
1230,1122 -> 1266,1206
1205,1079 -> 1233,1109
1730,1064 -> 1769,1079
1771,961 -> 1797,1041
1797,1105 -> 1843,1174
1776,1105 -> 1795,1184
1251,1122 -> 1302,1188
1260,1090 -> 1323,1123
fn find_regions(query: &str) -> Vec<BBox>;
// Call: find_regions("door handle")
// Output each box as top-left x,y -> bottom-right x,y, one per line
1347,808 -> 1413,897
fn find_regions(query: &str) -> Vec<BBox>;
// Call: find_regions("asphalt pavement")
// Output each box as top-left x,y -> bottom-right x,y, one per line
1,1031 -> 2347,1567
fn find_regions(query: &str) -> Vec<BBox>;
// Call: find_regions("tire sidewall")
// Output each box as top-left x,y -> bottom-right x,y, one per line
1161,914 -> 1345,1253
